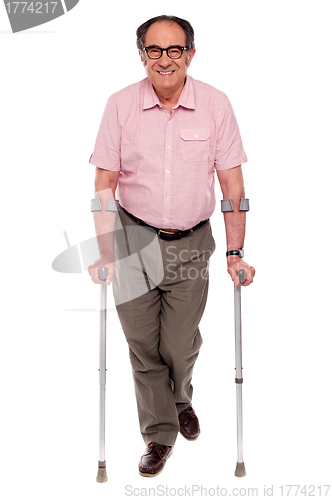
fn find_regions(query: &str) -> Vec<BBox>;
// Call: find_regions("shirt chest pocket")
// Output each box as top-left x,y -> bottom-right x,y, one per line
180,128 -> 210,161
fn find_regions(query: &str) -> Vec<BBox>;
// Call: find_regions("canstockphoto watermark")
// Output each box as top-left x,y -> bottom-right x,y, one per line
52,226 -> 165,306
124,484 -> 260,497
125,484 -> 332,497
52,225 -> 213,305
3,0 -> 80,33
165,245 -> 212,281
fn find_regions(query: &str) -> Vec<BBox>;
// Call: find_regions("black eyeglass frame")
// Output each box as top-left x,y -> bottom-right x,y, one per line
143,45 -> 189,59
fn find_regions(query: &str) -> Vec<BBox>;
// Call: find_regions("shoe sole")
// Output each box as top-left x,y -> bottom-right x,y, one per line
139,449 -> 173,477
179,429 -> 200,441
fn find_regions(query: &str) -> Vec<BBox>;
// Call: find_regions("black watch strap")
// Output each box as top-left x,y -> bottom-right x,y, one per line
226,248 -> 244,258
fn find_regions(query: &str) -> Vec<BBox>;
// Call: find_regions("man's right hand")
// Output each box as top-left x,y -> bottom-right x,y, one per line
88,256 -> 115,285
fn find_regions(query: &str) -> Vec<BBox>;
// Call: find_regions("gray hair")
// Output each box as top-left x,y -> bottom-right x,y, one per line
136,15 -> 195,52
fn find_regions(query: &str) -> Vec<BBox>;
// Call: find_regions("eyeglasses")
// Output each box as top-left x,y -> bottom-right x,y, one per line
144,45 -> 189,60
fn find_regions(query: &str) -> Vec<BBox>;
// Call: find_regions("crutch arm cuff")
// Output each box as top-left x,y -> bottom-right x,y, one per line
239,198 -> 250,211
220,199 -> 234,212
221,198 -> 250,212
106,199 -> 120,212
91,198 -> 102,212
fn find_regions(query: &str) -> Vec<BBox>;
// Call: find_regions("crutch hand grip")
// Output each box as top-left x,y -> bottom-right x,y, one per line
237,270 -> 246,284
98,266 -> 108,281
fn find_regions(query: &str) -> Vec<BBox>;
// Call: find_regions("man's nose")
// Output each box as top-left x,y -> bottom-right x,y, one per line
158,52 -> 172,67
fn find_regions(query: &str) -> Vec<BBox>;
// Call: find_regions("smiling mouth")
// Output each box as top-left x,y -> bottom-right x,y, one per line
157,70 -> 175,75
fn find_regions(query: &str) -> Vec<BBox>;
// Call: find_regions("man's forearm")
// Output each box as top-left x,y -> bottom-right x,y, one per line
93,187 -> 117,260
223,197 -> 246,252
217,167 -> 255,285
218,166 -> 246,252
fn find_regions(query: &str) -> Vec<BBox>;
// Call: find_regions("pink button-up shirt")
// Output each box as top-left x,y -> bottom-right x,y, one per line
89,75 -> 247,230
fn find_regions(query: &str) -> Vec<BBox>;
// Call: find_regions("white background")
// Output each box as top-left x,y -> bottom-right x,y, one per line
1,1 -> 331,498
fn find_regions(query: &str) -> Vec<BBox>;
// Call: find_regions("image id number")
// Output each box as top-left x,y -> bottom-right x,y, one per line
279,485 -> 331,496
5,2 -> 58,14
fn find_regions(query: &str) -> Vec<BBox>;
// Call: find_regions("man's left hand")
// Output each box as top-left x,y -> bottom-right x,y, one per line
227,257 -> 255,286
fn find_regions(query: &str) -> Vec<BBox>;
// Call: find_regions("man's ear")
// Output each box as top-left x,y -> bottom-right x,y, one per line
187,49 -> 196,67
139,50 -> 145,63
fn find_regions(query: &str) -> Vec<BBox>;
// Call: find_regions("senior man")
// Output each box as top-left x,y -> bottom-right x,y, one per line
88,15 -> 255,477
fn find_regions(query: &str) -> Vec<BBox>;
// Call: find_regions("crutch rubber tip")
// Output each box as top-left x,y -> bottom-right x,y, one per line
96,460 -> 108,483
235,462 -> 246,477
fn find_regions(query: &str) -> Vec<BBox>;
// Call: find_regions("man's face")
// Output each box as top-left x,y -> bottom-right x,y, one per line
140,21 -> 195,97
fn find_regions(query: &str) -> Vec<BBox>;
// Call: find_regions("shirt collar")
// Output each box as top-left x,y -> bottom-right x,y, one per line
177,75 -> 195,110
143,79 -> 160,109
143,75 -> 195,110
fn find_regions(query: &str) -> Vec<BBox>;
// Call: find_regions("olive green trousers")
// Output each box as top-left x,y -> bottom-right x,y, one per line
112,207 -> 216,446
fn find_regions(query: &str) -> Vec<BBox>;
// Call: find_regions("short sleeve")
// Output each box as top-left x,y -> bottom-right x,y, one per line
89,96 -> 121,171
214,96 -> 248,171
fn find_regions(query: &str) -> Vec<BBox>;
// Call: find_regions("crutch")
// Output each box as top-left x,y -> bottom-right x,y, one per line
234,269 -> 246,477
96,266 -> 108,483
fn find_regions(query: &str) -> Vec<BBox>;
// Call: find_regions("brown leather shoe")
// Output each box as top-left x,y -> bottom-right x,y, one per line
138,442 -> 173,477
178,405 -> 200,440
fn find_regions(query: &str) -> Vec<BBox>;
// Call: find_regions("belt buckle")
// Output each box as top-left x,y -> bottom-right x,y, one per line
158,229 -> 177,237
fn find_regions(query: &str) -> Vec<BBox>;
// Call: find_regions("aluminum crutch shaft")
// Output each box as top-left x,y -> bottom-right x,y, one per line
96,266 -> 108,483
234,269 -> 246,478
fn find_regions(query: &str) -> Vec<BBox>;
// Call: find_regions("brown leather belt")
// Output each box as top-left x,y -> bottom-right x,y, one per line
120,206 -> 209,241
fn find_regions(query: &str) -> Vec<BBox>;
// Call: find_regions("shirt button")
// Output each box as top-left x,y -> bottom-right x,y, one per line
165,195 -> 169,198
167,145 -> 171,149
166,170 -> 170,173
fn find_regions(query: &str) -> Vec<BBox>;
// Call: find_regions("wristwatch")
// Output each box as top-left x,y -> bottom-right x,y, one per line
226,248 -> 244,258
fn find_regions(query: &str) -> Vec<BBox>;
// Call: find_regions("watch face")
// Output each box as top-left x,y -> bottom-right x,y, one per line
239,249 -> 244,258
